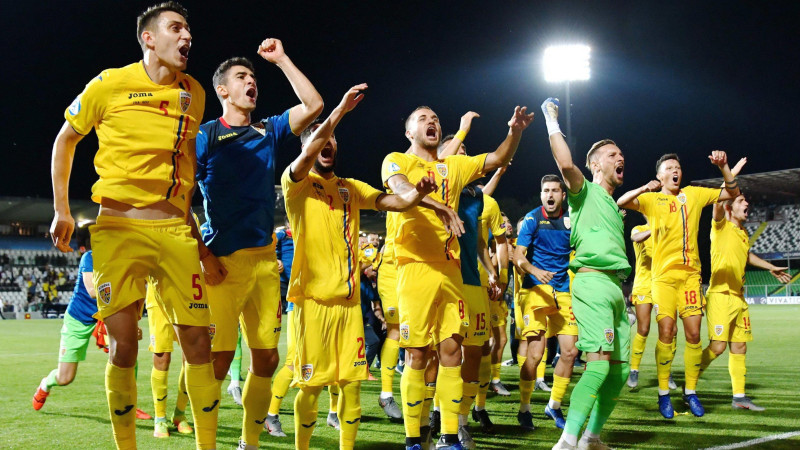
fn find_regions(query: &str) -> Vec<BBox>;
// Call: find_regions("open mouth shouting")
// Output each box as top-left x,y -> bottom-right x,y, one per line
178,43 -> 190,63
245,87 -> 257,103
425,124 -> 438,141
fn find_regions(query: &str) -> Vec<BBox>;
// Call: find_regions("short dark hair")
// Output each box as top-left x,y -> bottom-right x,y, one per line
586,139 -> 617,170
540,174 -> 565,190
212,57 -> 256,102
656,153 -> 680,173
300,119 -> 325,147
405,106 -> 434,131
136,2 -> 189,51
438,133 -> 466,156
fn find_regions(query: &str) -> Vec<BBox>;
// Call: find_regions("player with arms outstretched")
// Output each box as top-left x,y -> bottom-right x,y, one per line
540,98 -> 631,450
698,158 -> 790,411
49,3 -> 218,448
617,151 -> 739,418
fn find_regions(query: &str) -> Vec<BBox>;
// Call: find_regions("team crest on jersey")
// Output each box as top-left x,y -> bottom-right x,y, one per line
180,91 -> 192,113
98,282 -> 112,304
150,335 -> 156,348
208,323 -> 216,338
68,96 -> 81,116
523,314 -> 530,327
389,162 -> 401,173
301,364 -> 314,381
604,328 -> 614,345
435,163 -> 448,178
653,303 -> 659,315
714,325 -> 724,336
365,248 -> 375,257
338,187 -> 350,203
400,323 -> 410,341
637,295 -> 646,303
60,346 -> 66,356
563,217 -> 571,229
676,192 -> 687,205
387,307 -> 396,318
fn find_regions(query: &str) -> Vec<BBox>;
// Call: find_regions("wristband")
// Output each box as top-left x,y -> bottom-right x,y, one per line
545,121 -> 562,136
455,129 -> 468,142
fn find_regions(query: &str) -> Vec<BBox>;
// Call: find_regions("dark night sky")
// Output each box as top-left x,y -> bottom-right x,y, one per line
3,1 -> 799,221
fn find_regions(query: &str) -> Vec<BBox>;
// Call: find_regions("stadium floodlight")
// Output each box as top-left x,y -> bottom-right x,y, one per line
543,45 -> 591,82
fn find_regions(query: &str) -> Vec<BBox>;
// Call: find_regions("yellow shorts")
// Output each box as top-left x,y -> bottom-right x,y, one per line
293,297 -> 366,387
518,285 -> 577,338
463,284 -> 490,346
397,261 -> 469,348
91,216 -> 208,326
377,260 -> 399,325
145,287 -> 177,353
652,268 -> 704,321
514,298 -> 523,339
208,246 -> 282,352
631,292 -> 653,306
490,298 -> 508,328
706,292 -> 752,343
284,309 -> 295,367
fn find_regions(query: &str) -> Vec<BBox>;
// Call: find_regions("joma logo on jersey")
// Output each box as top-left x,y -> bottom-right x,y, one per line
218,132 -> 238,141
189,302 -> 208,309
128,92 -> 154,99
98,282 -> 112,304
539,220 -> 550,225
353,360 -> 367,367
301,364 -> 314,381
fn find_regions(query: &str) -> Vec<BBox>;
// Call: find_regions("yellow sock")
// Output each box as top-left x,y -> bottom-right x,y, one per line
518,355 -> 527,373
175,362 -> 189,413
699,346 -> 720,375
338,381 -> 361,450
519,379 -> 534,410
436,365 -> 463,435
380,338 -> 400,394
151,367 -> 169,419
241,372 -> 271,445
400,366 -> 425,438
491,363 -> 501,382
422,383 -> 436,419
434,390 -> 440,409
537,347 -> 548,379
655,340 -> 673,391
729,353 -> 746,396
186,363 -> 219,450
294,385 -> 322,450
105,363 -> 137,450
476,355 -> 492,409
630,333 -> 648,371
550,374 -> 571,407
459,382 -> 478,416
671,336 -> 678,358
684,342 -> 703,391
268,365 -> 293,416
328,384 -> 340,412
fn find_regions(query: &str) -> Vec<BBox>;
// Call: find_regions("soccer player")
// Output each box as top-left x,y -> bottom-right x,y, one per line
377,210 -> 404,419
617,151 -> 739,418
514,174 -> 578,431
283,84 -> 436,450
698,158 -> 790,411
383,105 -> 533,450
627,216 -> 678,390
145,287 -> 193,438
195,38 -> 323,449
49,4 -> 218,448
539,98 -> 631,450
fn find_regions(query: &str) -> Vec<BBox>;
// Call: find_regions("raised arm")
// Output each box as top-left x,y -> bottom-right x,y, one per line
713,157 -> 747,220
438,111 -> 480,158
385,174 -> 465,237
257,38 -> 324,134
708,150 -> 741,202
50,122 -> 85,253
483,106 -> 534,172
481,165 -> 507,196
540,98 -> 584,194
376,177 -> 437,212
493,233 -> 509,290
617,180 -> 662,211
747,253 -> 792,284
289,84 -> 366,182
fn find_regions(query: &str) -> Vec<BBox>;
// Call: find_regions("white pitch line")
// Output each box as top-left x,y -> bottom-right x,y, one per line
702,431 -> 800,450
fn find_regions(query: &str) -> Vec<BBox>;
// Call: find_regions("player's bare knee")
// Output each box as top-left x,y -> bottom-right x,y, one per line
710,341 -> 727,356
405,347 -> 428,370
730,342 -> 746,354
684,328 -> 701,344
637,321 -> 650,336
560,344 -> 579,363
251,348 -> 280,376
153,352 -> 171,370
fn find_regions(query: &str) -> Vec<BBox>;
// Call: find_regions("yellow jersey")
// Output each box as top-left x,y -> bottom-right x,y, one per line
381,152 -> 487,264
637,186 -> 720,276
631,225 -> 653,296
478,194 -> 506,287
708,218 -> 749,295
64,61 -> 205,214
281,167 -> 382,302
381,212 -> 398,266
360,243 -> 379,268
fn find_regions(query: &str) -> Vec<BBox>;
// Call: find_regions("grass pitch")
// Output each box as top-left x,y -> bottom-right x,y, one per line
2,305 -> 799,449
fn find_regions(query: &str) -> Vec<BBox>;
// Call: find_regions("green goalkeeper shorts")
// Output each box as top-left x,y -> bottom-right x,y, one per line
58,312 -> 95,363
571,271 -> 631,362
